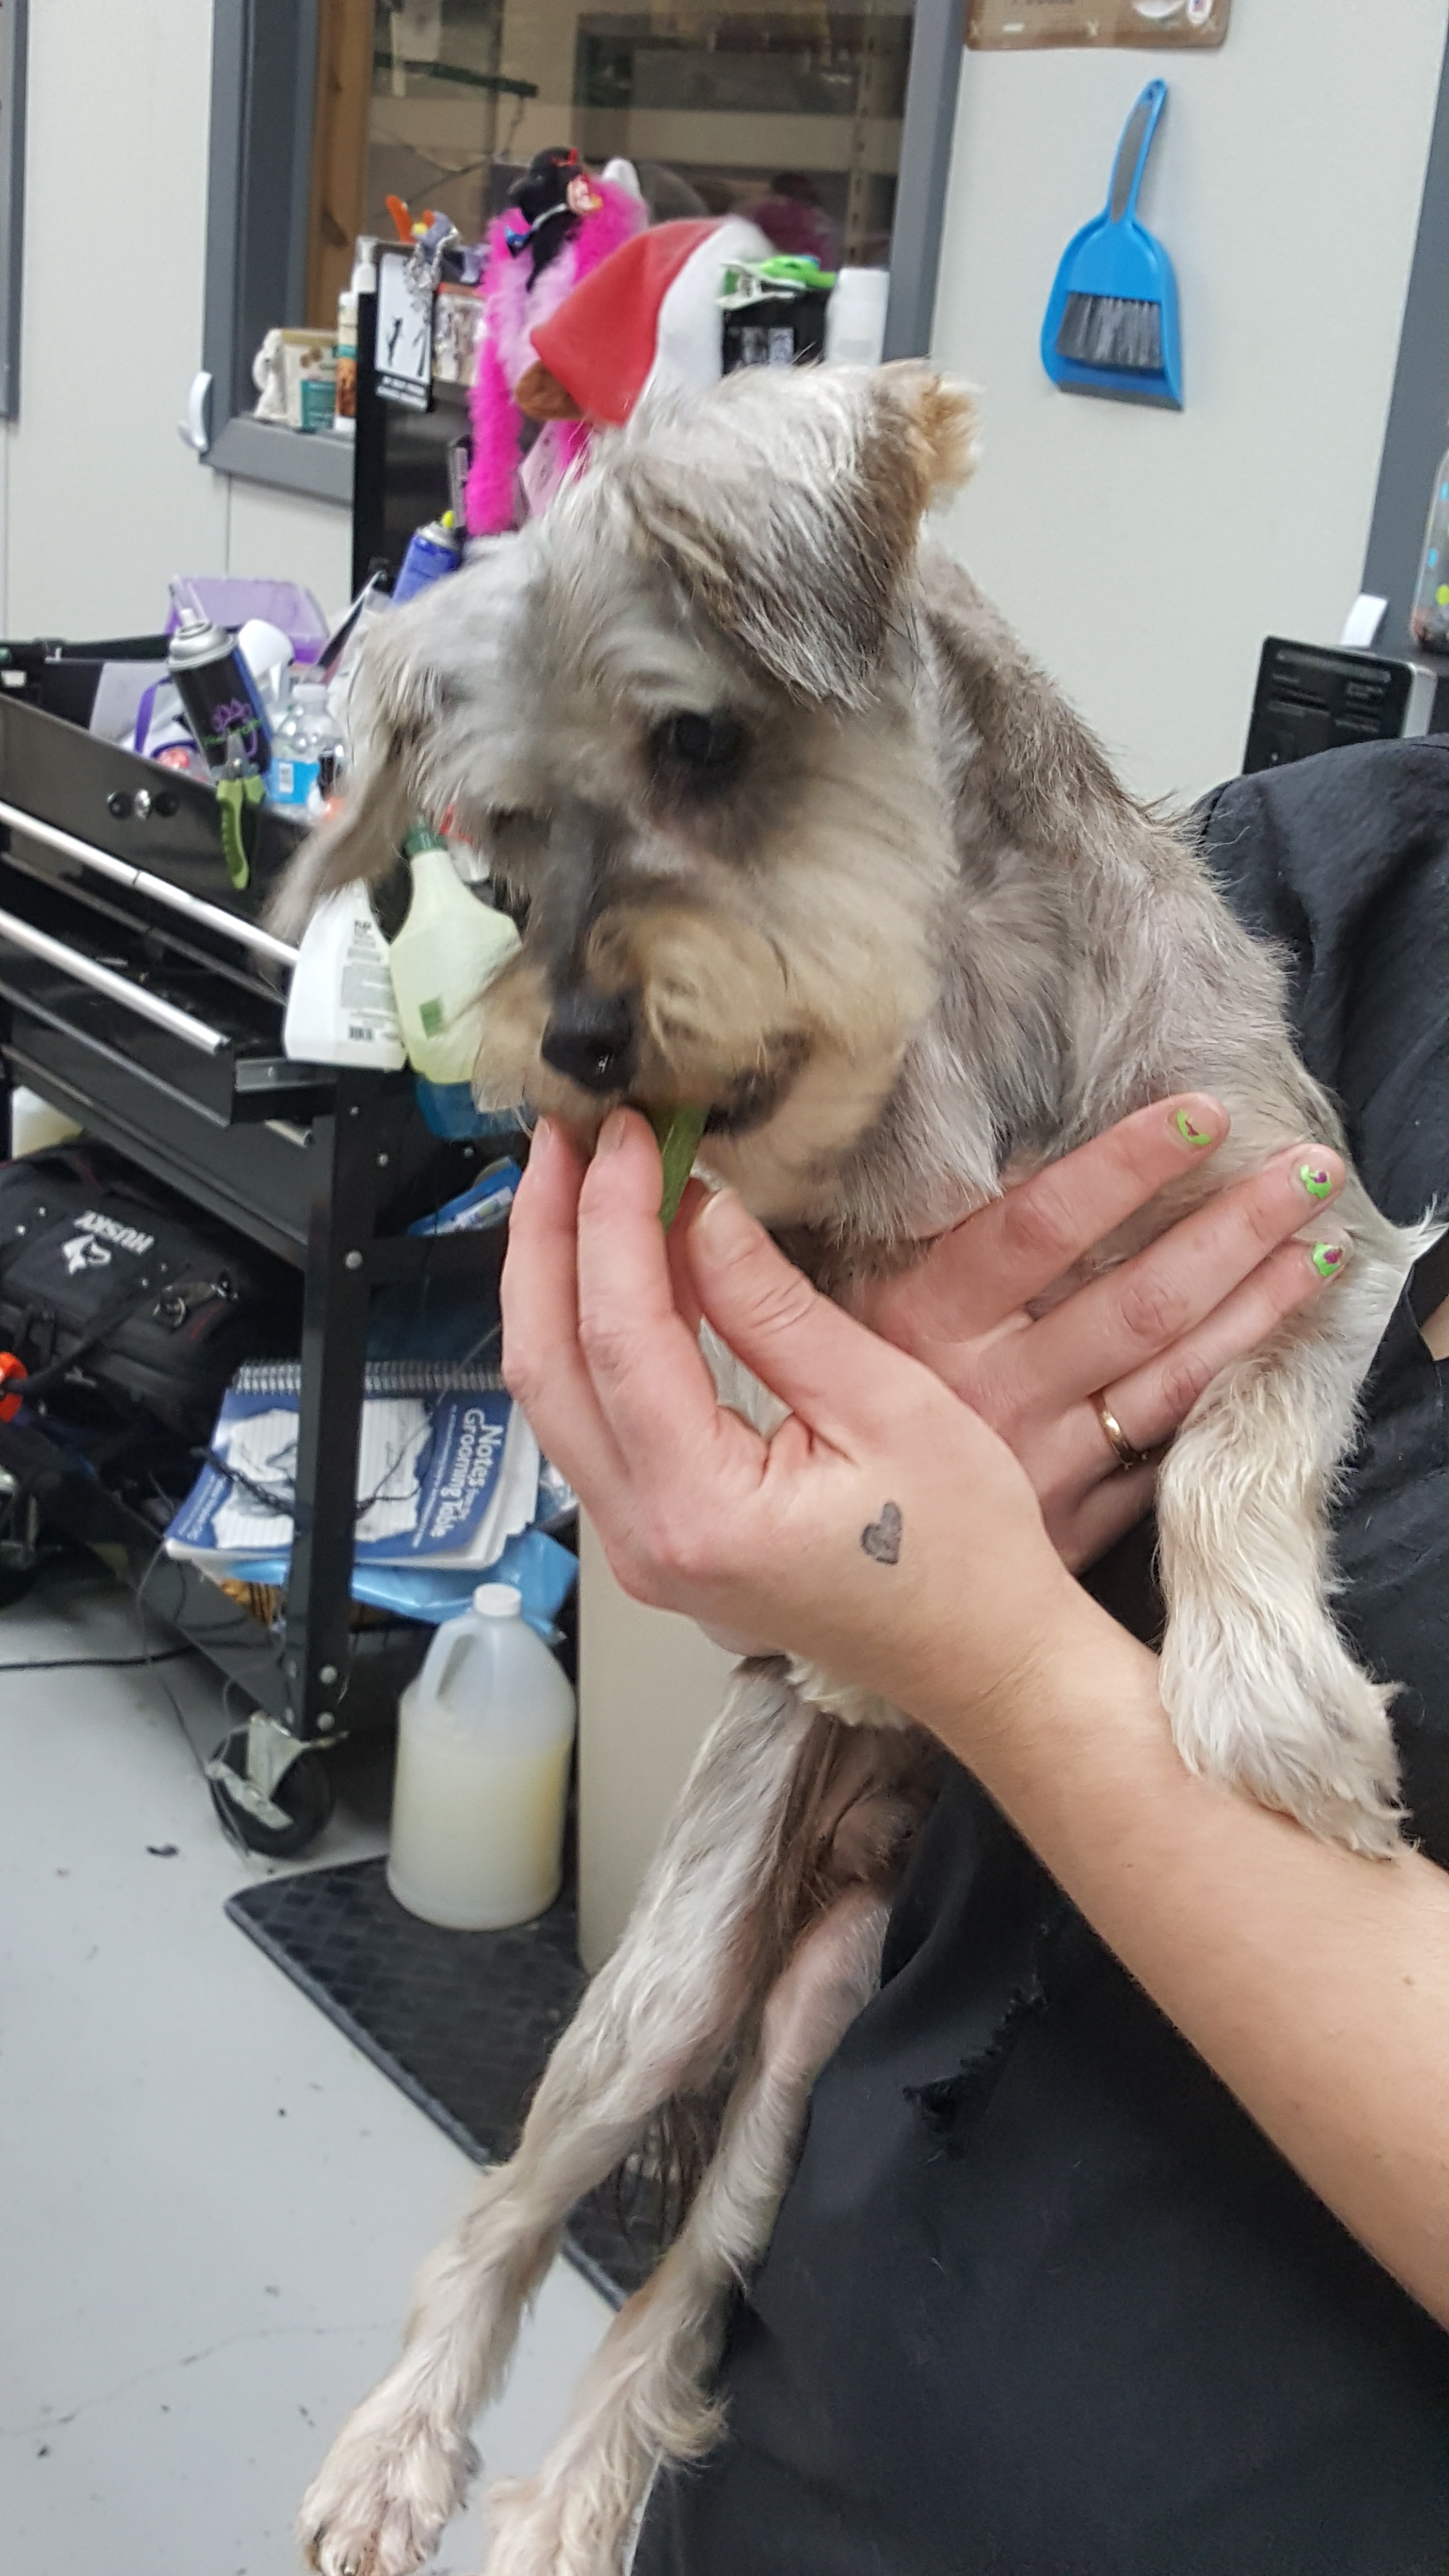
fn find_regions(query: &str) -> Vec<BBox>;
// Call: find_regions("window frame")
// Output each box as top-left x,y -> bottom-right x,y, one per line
1362,27 -> 1449,652
0,0 -> 28,422
202,0 -> 354,506
199,0 -> 967,512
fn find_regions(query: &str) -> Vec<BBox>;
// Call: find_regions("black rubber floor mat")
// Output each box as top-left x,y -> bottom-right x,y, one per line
227,1857 -> 664,2304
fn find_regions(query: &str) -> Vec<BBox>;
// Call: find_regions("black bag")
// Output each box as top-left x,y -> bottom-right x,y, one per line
0,1144 -> 298,1440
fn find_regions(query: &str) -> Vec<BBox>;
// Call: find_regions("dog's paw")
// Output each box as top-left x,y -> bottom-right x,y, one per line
299,2387 -> 479,2576
1160,1609 -> 1404,1857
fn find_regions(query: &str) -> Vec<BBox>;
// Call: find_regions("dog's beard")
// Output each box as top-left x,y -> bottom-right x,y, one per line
471,945 -> 920,1226
471,950 -> 817,1143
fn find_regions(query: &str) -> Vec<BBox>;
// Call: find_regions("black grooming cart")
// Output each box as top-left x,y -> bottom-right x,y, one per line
0,683 -> 511,1853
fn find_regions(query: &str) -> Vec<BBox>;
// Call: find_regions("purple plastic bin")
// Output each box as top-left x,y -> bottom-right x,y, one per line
166,575 -> 330,663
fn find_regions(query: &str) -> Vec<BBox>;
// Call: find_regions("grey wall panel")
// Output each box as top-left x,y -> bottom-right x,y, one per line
0,0 -> 28,420
1362,29 -> 1449,653
204,0 -> 319,438
884,0 -> 968,362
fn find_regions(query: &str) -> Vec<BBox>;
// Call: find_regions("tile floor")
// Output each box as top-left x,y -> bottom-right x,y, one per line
0,1556 -> 609,2576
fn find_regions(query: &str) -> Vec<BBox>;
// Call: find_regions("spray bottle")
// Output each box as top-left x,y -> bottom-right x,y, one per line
387,820 -> 521,1133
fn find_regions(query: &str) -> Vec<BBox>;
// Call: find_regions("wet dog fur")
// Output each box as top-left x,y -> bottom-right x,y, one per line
274,363 -> 1432,2576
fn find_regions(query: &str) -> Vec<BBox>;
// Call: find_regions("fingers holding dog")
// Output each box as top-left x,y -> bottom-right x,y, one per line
855,1118 -> 1352,1578
502,1117 -> 629,1504
506,1116 -> 736,1602
505,1107 -> 1038,1669
1092,1224 -> 1351,1465
865,1094 -> 1231,1351
1049,1205 -> 1352,1570
686,1182 -> 924,1456
567,1115 -> 755,1515
1029,1140 -> 1348,1408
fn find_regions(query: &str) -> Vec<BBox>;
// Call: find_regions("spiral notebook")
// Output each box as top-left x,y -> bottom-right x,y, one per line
165,1362 -> 540,1572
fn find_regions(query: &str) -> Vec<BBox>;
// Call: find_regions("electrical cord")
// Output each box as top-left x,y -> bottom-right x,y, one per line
0,1541 -> 254,1844
133,1544 -> 253,1860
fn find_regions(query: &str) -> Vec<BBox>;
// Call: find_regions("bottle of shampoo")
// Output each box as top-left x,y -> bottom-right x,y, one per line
387,1583 -> 577,1930
283,883 -> 407,1069
388,821 -> 520,1134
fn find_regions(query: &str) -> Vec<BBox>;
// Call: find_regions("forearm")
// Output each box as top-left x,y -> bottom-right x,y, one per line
919,1588 -> 1449,2327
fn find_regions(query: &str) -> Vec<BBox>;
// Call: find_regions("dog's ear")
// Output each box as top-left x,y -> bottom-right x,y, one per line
266,536 -> 546,944
264,613 -> 439,943
878,361 -> 981,509
611,362 -> 979,706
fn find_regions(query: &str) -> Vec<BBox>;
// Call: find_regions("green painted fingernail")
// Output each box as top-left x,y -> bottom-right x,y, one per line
1174,1109 -> 1215,1149
1299,1163 -> 1335,1202
1311,1242 -> 1346,1279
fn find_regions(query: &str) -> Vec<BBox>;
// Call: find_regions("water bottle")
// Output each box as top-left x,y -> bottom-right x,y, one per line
386,1584 -> 577,1931
265,681 -> 316,813
301,680 -> 346,802
266,679 -> 341,814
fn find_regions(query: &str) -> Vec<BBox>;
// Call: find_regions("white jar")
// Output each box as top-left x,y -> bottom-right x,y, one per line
386,1584 -> 577,1931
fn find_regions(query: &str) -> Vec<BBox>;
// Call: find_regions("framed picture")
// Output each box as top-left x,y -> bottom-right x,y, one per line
374,247 -> 435,414
968,0 -> 1229,50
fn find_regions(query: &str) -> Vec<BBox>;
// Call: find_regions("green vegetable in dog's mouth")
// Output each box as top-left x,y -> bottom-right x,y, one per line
646,1104 -> 708,1226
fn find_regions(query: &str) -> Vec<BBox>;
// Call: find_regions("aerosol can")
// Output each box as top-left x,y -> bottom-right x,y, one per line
167,611 -> 272,776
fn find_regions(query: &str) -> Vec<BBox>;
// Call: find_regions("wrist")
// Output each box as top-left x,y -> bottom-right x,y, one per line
911,1568 -> 1159,1787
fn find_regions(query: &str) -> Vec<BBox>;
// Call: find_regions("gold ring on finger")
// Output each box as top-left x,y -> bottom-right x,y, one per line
1091,1389 -> 1153,1473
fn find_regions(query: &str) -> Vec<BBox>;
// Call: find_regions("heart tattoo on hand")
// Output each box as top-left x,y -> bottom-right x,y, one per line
861,1501 -> 903,1565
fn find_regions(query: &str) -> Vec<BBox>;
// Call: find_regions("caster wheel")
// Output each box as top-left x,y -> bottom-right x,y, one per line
209,1723 -> 335,1857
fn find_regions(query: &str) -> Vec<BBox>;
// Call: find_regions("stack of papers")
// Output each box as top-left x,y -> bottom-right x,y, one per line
165,1362 -> 540,1577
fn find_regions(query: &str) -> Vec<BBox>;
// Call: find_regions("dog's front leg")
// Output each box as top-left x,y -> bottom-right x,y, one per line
1155,1246 -> 1414,1855
300,1664 -> 816,2576
479,1885 -> 892,2576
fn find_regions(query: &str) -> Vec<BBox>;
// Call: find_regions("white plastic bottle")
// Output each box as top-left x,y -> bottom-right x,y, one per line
387,1584 -> 577,1931
282,883 -> 408,1068
387,821 -> 520,1133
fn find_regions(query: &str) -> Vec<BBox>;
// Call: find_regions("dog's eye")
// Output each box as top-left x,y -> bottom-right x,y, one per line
649,710 -> 748,797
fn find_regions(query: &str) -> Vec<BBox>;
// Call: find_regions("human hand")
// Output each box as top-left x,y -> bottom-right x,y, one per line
502,1111 -> 1087,1737
856,1097 -> 1347,1571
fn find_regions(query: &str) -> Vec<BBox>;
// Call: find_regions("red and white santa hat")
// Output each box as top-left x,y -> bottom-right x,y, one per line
529,214 -> 774,425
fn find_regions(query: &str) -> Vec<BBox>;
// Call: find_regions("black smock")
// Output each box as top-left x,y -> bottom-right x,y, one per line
633,739 -> 1449,2576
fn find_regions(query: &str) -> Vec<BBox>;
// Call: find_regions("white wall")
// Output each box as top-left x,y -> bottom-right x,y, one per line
0,0 -> 350,640
931,0 -> 1449,804
5,0 -> 1437,747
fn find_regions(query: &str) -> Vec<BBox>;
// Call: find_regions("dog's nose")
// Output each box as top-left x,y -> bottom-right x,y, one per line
539,989 -> 637,1095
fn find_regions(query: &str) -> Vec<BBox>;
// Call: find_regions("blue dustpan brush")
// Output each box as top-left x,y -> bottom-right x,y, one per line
1042,79 -> 1183,409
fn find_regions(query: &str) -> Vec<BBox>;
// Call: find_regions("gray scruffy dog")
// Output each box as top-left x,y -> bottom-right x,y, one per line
276,363 -> 1431,2576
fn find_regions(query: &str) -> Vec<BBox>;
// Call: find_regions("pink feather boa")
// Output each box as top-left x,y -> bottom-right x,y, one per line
465,179 -> 646,537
